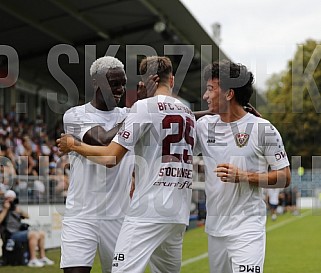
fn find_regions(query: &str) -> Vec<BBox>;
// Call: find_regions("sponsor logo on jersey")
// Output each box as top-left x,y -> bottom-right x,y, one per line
274,151 -> 287,161
234,133 -> 250,147
118,129 -> 131,139
153,180 -> 192,189
113,252 -> 125,267
113,253 -> 125,261
239,265 -> 261,273
207,138 -> 216,143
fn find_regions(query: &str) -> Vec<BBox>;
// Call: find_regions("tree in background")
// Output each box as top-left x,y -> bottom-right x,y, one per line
261,39 -> 321,168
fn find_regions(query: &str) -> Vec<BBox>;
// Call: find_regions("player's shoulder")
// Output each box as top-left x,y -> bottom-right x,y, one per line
251,115 -> 276,130
63,104 -> 86,120
197,114 -> 219,125
247,113 -> 269,123
249,115 -> 283,138
66,103 -> 88,113
113,106 -> 128,115
244,113 -> 273,127
133,96 -> 163,111
129,98 -> 147,112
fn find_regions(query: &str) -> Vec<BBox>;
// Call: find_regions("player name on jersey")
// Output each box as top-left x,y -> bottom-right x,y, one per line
157,102 -> 193,115
158,167 -> 193,178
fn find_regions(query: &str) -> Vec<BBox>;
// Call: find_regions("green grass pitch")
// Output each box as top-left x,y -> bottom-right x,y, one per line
1,209 -> 321,273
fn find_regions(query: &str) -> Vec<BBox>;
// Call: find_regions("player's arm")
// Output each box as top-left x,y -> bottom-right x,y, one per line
243,103 -> 262,117
83,123 -> 123,146
57,134 -> 128,168
215,164 -> 291,188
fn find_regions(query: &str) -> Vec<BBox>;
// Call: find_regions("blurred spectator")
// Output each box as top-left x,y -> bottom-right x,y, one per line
193,156 -> 205,182
285,187 -> 300,215
48,163 -> 58,202
12,177 -> 28,200
0,113 -> 67,204
33,180 -> 46,203
267,188 -> 281,221
16,136 -> 35,175
54,168 -> 69,203
0,180 -> 7,197
0,145 -> 16,176
198,160 -> 205,182
0,190 -> 54,267
47,162 -> 69,203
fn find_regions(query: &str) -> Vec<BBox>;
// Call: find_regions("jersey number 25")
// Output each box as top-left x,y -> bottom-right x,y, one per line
162,115 -> 195,164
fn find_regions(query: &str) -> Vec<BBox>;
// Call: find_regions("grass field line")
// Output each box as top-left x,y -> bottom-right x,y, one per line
181,210 -> 311,267
181,252 -> 208,266
265,210 -> 311,232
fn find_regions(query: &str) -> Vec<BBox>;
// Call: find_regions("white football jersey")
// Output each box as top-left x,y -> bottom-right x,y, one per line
113,95 -> 196,225
195,113 -> 289,236
63,103 -> 134,219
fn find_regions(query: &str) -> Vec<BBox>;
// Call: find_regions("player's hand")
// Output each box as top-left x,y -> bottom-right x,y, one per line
244,103 -> 262,117
137,74 -> 159,99
56,134 -> 80,154
214,163 -> 246,183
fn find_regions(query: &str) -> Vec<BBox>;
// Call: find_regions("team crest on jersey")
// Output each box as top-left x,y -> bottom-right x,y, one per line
234,133 -> 250,147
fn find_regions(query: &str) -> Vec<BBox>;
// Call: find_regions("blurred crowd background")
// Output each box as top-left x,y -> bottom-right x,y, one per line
0,112 -> 68,203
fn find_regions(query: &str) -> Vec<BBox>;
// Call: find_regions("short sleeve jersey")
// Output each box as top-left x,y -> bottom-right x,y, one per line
113,95 -> 196,225
195,113 -> 289,236
63,103 -> 134,219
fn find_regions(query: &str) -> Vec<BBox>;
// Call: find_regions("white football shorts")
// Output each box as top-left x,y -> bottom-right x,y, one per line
208,231 -> 266,273
112,221 -> 186,273
60,218 -> 123,273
